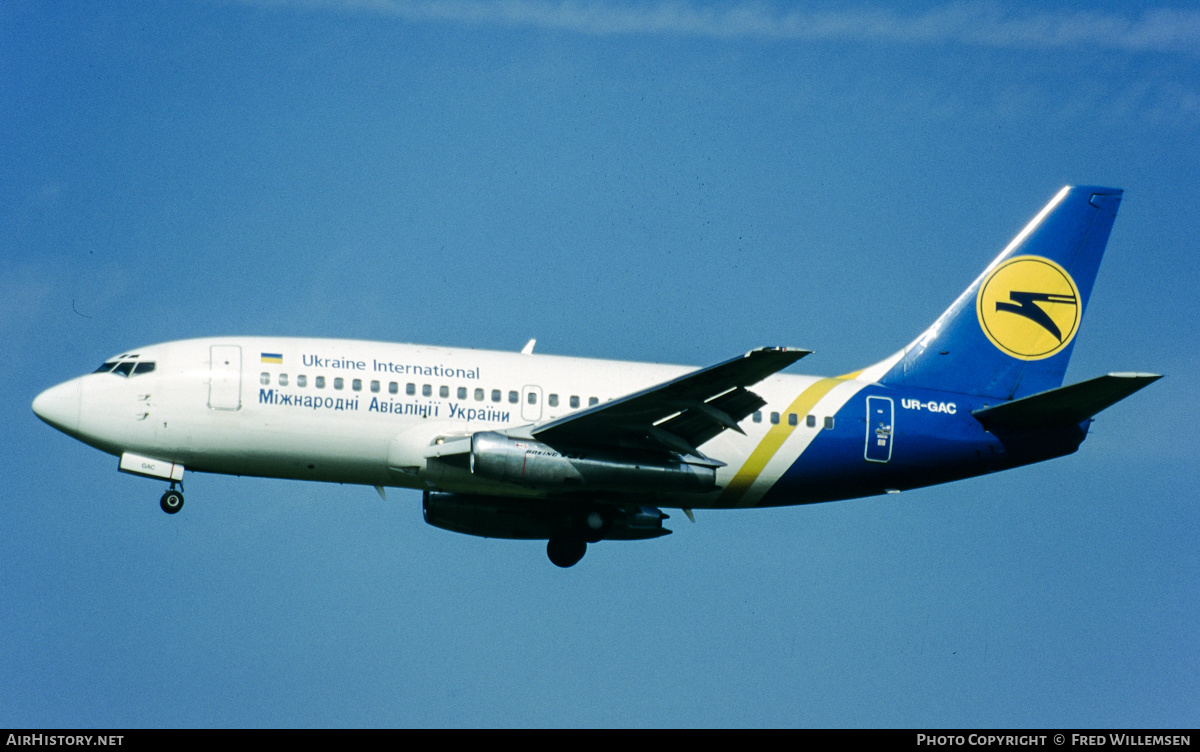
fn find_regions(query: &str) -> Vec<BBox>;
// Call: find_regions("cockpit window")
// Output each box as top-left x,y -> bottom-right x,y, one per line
94,359 -> 156,378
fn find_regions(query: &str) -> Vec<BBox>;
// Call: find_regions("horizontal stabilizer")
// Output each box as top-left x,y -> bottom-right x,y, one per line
972,372 -> 1161,430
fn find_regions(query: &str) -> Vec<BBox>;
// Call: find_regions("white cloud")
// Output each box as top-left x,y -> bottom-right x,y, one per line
271,0 -> 1200,55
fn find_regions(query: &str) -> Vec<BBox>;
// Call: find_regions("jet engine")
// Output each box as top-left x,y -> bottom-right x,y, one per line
468,431 -> 715,494
423,491 -> 670,541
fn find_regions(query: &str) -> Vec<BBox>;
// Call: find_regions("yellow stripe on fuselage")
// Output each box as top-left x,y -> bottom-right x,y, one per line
719,377 -> 845,508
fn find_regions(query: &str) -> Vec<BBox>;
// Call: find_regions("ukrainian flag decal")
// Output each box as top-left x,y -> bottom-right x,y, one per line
260,352 -> 283,364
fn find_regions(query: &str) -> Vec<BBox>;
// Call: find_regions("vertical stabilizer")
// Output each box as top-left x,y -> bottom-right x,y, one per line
854,186 -> 1122,400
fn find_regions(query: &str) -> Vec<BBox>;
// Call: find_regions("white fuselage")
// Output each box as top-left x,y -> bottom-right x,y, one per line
40,336 -> 867,509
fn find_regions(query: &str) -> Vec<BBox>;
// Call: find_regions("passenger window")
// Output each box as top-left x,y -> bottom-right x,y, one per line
806,414 -> 816,428
406,383 -> 415,396
570,396 -> 580,408
474,388 -> 484,402
439,386 -> 449,398
589,397 -> 599,406
549,394 -> 559,407
458,387 -> 467,400
824,416 -> 834,430
352,379 -> 362,392
298,375 -> 307,388
770,412 -> 780,425
422,384 -> 432,397
260,372 -> 270,386
527,392 -> 537,405
334,377 -> 344,390
752,411 -> 762,423
279,373 -> 289,387
389,382 -> 398,395
371,380 -> 380,393
508,390 -> 518,404
491,389 -> 501,403
788,413 -> 798,426
316,376 -> 325,389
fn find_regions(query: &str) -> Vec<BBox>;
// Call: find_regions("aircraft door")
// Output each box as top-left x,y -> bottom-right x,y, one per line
521,385 -> 543,422
864,395 -> 893,463
209,345 -> 242,410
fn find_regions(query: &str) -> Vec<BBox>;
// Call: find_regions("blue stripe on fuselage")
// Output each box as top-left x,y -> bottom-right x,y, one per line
755,384 -> 1087,507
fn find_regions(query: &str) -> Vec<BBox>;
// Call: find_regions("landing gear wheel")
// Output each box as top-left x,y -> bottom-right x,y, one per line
160,489 -> 184,514
547,535 -> 587,568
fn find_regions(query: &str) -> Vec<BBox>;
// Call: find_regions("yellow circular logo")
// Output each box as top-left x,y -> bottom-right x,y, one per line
976,255 -> 1081,360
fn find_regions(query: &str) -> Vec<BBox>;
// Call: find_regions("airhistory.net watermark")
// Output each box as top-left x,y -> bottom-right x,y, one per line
5,736 -> 123,746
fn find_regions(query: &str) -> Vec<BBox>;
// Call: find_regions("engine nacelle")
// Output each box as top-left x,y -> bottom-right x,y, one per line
469,431 -> 715,494
423,491 -> 671,541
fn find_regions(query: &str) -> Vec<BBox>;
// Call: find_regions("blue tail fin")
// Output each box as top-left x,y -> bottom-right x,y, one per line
855,186 -> 1122,400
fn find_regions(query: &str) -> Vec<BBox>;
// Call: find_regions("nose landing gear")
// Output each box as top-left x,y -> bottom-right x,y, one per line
160,483 -> 184,514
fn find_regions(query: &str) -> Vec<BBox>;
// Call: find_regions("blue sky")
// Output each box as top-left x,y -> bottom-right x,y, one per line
3,0 -> 1198,727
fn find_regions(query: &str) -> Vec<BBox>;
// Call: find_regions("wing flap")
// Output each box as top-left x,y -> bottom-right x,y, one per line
652,386 -> 766,448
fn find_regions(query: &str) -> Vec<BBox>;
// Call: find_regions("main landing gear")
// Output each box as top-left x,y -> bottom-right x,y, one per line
547,534 -> 587,568
545,510 -> 609,568
160,483 -> 184,514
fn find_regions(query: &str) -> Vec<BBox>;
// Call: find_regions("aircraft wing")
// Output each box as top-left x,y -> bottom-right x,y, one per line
529,347 -> 809,460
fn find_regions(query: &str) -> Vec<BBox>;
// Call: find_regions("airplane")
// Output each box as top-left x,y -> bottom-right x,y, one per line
32,185 -> 1159,567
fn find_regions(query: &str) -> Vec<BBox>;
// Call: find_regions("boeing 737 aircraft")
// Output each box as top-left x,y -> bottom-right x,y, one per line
33,186 -> 1159,566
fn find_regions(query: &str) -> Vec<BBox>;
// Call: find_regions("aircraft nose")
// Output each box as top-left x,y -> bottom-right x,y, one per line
32,378 -> 82,435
